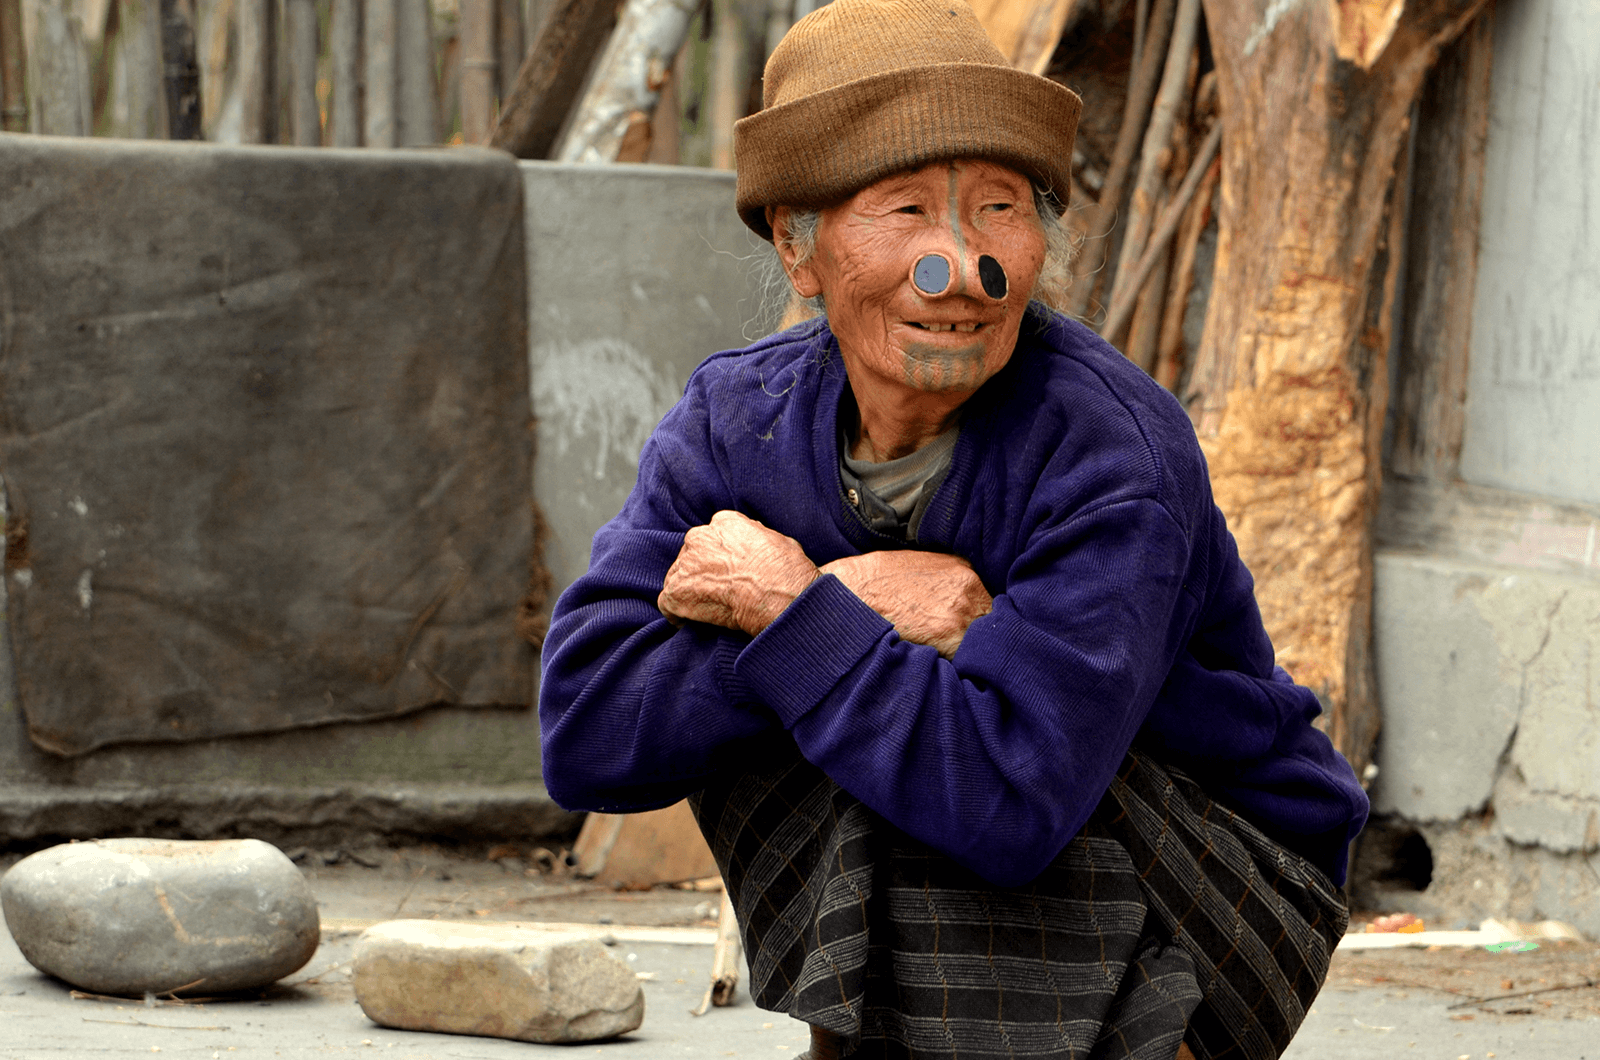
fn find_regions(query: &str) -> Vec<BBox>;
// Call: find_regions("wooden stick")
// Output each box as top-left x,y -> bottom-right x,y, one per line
1065,0 -> 1177,318
158,0 -> 201,138
691,890 -> 741,1015
1124,185 -> 1172,373
237,0 -> 277,142
460,0 -> 496,143
363,0 -> 397,145
557,0 -> 698,163
1109,0 -> 1203,298
498,0 -> 526,99
0,0 -> 25,131
1099,120 -> 1220,342
1153,153 -> 1218,391
286,0 -> 320,144
329,0 -> 362,145
489,0 -> 622,158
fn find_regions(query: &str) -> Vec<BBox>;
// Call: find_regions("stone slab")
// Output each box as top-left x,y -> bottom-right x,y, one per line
0,837 -> 318,994
352,919 -> 644,1042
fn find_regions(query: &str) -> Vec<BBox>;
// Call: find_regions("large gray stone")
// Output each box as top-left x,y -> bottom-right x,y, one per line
0,837 -> 319,994
352,919 -> 644,1042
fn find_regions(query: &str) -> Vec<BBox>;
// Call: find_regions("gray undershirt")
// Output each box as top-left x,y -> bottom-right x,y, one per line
839,425 -> 958,541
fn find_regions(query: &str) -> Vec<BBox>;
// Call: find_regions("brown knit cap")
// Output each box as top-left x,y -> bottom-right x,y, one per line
734,0 -> 1082,240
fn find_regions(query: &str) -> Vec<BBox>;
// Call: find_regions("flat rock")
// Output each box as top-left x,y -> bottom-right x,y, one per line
352,920 -> 644,1042
0,838 -> 319,995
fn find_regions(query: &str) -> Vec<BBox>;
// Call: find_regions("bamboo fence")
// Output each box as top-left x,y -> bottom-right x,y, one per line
0,0 -> 1225,389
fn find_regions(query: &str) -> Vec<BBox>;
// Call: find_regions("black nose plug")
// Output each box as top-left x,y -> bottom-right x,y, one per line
978,255 -> 1008,299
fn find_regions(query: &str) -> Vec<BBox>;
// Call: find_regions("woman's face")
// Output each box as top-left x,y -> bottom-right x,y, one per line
776,159 -> 1046,401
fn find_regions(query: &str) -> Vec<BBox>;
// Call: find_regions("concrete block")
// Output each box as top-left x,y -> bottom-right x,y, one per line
352,920 -> 644,1042
0,838 -> 318,995
1371,551 -> 1521,820
521,162 -> 766,601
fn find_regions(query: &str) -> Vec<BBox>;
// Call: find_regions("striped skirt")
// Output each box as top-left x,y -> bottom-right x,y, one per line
689,745 -> 1347,1060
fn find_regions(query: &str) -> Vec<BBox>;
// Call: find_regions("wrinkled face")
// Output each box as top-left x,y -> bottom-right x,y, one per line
777,159 -> 1046,400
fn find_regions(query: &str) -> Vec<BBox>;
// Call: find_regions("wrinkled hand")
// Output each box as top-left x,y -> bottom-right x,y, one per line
819,551 -> 992,660
659,510 -> 819,636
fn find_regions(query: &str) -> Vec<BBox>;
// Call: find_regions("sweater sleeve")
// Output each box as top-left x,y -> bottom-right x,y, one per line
734,496 -> 1200,887
537,375 -> 781,813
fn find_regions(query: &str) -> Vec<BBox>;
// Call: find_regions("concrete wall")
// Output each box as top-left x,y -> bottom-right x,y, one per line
0,157 -> 764,847
1370,0 -> 1600,934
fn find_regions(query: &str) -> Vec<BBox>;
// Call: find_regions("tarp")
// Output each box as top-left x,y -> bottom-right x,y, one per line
0,136 -> 534,756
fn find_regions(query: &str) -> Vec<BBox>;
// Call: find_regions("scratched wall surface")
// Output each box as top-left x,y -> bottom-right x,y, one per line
0,139 -> 533,757
1459,0 -> 1600,507
521,162 -> 768,600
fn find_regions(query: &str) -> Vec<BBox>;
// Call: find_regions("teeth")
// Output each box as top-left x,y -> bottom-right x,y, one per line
918,323 -> 981,333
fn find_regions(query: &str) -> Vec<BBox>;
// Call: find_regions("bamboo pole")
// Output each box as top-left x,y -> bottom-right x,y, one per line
706,0 -> 744,170
1124,186 -> 1172,373
363,0 -> 396,145
557,0 -> 698,163
497,0 -> 523,99
285,0 -> 318,143
1110,0 -> 1202,299
0,0 -> 25,130
395,0 -> 434,143
330,0 -> 360,144
1064,0 -> 1176,318
459,0 -> 494,143
1099,120 -> 1219,342
237,0 -> 277,141
159,0 -> 201,137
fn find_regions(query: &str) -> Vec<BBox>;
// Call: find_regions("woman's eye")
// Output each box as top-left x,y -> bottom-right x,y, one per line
985,202 -> 1013,213
895,205 -> 923,215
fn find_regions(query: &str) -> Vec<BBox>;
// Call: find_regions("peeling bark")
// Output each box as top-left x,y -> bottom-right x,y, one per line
1189,0 -> 1492,775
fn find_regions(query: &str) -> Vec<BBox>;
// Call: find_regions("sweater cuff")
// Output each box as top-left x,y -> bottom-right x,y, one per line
734,573 -> 891,727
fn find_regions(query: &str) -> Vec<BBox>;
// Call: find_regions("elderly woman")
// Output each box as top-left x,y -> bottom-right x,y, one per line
539,1 -> 1368,1057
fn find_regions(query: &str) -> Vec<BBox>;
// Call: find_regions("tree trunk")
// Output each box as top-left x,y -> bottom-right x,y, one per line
1187,0 -> 1492,776
329,0 -> 360,145
556,0 -> 697,163
159,0 -> 201,138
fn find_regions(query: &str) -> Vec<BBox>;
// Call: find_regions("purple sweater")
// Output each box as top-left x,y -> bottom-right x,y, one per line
539,308 -> 1369,886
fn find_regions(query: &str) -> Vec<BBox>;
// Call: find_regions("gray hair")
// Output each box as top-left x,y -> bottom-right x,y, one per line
756,186 -> 1078,334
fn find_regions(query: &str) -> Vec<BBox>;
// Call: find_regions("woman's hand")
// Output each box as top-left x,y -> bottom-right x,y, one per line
820,551 -> 992,660
659,511 -> 819,636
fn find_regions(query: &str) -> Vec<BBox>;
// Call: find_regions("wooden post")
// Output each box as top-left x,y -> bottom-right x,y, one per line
159,0 -> 201,138
330,0 -> 361,145
363,0 -> 396,145
1185,0 -> 1493,777
284,0 -> 318,143
497,0 -> 524,99
395,0 -> 435,144
108,0 -> 167,138
27,0 -> 93,134
459,0 -> 495,143
237,0 -> 278,142
0,0 -> 24,131
489,0 -> 622,159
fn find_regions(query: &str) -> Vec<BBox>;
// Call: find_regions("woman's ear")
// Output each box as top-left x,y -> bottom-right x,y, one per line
769,206 -> 823,299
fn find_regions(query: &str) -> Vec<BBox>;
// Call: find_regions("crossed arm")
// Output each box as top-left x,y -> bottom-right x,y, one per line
656,509 -> 993,659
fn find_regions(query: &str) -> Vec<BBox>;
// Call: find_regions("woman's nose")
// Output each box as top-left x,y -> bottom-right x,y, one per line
909,251 -> 1008,301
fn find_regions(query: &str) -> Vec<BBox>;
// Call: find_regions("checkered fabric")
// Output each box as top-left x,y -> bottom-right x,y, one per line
690,745 -> 1347,1059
